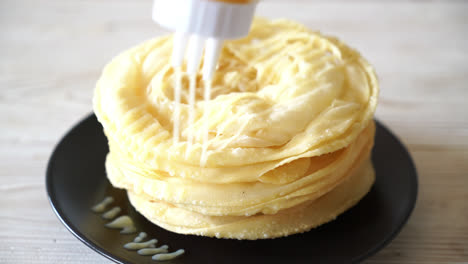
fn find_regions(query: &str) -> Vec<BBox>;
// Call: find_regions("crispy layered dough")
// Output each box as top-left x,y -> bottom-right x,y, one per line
127,158 -> 375,239
106,122 -> 375,216
94,18 -> 379,171
94,18 -> 379,239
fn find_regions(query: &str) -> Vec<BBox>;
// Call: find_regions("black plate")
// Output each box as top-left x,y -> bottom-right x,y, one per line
46,114 -> 418,264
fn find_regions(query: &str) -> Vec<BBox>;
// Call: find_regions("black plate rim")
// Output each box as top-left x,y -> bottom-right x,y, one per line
46,113 -> 418,264
350,120 -> 418,263
46,114 -> 130,264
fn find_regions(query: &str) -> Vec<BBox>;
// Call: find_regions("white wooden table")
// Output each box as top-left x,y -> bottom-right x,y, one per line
1,0 -> 467,263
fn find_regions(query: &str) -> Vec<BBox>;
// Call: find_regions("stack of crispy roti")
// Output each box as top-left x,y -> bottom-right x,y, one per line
94,18 -> 379,239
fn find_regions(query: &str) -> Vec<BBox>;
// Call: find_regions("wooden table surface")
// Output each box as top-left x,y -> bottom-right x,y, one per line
1,0 -> 467,263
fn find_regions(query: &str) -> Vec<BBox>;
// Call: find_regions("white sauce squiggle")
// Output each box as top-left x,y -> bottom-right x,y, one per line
124,239 -> 157,250
91,196 -> 185,261
133,232 -> 147,243
138,245 -> 169,256
105,216 -> 137,234
102,206 -> 121,220
91,197 -> 114,213
152,249 -> 185,261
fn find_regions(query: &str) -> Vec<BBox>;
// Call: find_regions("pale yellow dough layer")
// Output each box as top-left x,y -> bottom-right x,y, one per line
94,18 -> 379,239
106,122 -> 375,216
127,158 -> 375,239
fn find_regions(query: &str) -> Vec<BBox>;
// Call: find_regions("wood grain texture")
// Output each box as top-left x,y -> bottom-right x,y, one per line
1,0 -> 467,263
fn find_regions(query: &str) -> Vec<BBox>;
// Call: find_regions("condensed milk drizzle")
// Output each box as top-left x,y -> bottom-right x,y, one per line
138,245 -> 169,256
133,231 -> 147,243
124,238 -> 157,250
91,196 -> 114,213
102,206 -> 121,220
105,216 -> 137,234
152,249 -> 185,261
91,196 -> 185,261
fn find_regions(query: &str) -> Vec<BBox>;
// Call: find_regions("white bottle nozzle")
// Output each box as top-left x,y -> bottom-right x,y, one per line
153,0 -> 257,39
153,0 -> 258,75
